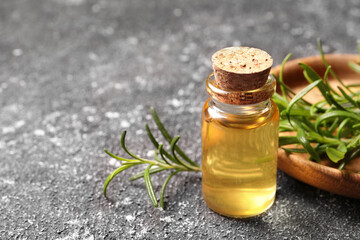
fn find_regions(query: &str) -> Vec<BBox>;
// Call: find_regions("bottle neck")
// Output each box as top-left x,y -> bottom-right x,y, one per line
209,98 -> 272,118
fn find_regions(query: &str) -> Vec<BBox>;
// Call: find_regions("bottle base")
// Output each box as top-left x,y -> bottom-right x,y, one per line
204,197 -> 275,218
202,186 -> 276,218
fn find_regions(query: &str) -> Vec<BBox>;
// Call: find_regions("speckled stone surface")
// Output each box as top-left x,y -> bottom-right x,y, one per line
1,0 -> 360,239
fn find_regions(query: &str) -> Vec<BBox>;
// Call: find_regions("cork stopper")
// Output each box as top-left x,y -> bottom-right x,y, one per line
212,47 -> 273,91
208,47 -> 274,105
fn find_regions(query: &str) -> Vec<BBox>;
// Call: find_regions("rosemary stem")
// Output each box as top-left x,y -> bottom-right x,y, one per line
140,158 -> 201,172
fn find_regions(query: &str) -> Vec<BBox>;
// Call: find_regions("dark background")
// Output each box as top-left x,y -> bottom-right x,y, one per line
1,0 -> 359,239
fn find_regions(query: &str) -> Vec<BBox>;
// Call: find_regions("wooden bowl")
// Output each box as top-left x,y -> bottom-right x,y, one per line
271,54 -> 360,199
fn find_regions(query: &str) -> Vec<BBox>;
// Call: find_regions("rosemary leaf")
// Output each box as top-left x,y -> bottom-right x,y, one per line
326,147 -> 346,163
158,144 -> 173,166
281,148 -> 307,153
349,61 -> 360,73
145,123 -> 160,148
160,170 -> 180,209
154,150 -> 165,163
338,87 -> 359,108
315,110 -> 360,132
285,79 -> 322,122
170,136 -> 200,171
103,163 -> 141,197
104,149 -> 141,163
129,166 -> 165,181
339,148 -> 360,170
146,124 -> 177,163
296,128 -> 322,163
317,38 -> 350,92
279,53 -> 293,100
323,65 -> 340,96
336,118 -> 351,139
151,108 -> 199,167
121,131 -> 147,161
144,165 -> 158,207
279,136 -> 299,146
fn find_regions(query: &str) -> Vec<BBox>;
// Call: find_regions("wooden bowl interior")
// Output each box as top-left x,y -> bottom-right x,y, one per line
274,54 -> 359,91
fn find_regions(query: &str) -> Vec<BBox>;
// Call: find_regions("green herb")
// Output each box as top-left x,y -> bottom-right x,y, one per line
273,39 -> 360,170
103,108 -> 201,208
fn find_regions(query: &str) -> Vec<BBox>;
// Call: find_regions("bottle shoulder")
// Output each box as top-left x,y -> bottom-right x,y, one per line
202,99 -> 279,129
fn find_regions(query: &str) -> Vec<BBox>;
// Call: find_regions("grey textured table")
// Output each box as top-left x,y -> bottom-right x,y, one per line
1,0 -> 360,239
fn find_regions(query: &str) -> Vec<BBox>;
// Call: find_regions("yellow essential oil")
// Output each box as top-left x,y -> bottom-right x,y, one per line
201,47 -> 279,218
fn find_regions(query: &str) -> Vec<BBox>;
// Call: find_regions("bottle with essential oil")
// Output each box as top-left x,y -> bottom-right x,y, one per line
202,47 -> 279,218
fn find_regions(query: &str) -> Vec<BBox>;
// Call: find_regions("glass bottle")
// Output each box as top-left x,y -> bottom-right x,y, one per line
201,47 -> 279,218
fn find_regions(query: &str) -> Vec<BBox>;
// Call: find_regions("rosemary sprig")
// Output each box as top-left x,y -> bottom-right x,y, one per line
273,39 -> 360,170
103,107 -> 201,208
